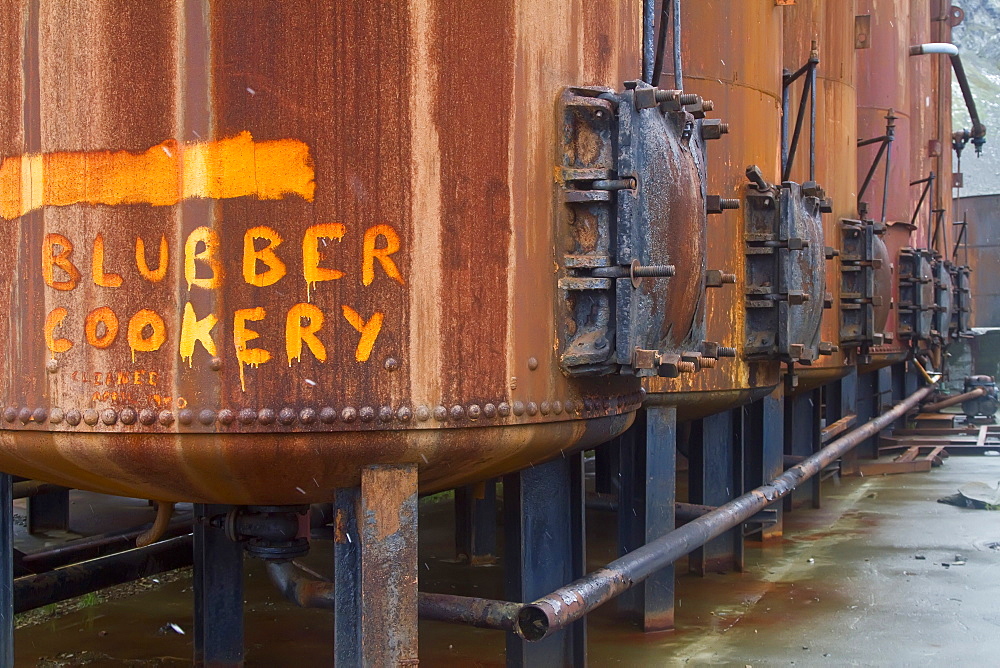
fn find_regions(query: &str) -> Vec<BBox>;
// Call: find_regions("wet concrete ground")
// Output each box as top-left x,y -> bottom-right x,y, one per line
13,455 -> 1000,666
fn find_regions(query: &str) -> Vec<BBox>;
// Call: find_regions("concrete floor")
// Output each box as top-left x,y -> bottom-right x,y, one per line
13,455 -> 1000,666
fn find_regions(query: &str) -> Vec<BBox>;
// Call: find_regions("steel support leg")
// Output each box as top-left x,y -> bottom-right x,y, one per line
455,480 -> 497,565
856,371 -> 877,459
689,410 -> 743,574
742,391 -> 784,540
193,504 -> 244,668
904,360 -> 919,396
504,454 -> 586,666
27,487 -> 69,534
831,367 -> 859,475
1,473 -> 12,668
618,407 -> 677,631
784,389 -> 822,510
877,366 -> 894,452
334,465 -> 419,667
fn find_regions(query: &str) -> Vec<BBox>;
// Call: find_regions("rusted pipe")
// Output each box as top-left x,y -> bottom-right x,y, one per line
267,560 -> 522,633
417,385 -> 934,639
922,387 -> 986,413
519,384 -> 933,640
419,593 -> 522,633
136,501 -> 174,547
12,481 -> 65,500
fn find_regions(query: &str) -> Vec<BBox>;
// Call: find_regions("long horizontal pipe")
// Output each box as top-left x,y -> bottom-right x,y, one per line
520,384 -> 933,640
14,534 -> 192,613
922,387 -> 985,413
407,385 -> 934,640
909,42 -> 959,56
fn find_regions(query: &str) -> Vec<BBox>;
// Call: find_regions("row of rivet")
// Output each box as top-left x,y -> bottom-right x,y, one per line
1,393 -> 644,428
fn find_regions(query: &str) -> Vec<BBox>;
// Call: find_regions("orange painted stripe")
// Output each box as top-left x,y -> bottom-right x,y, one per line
0,131 -> 315,220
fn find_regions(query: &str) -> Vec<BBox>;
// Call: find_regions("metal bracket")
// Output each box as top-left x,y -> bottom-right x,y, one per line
839,218 -> 889,350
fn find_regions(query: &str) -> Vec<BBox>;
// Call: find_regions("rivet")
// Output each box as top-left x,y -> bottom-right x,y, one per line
553,401 -> 563,415
341,407 -> 358,423
199,409 -> 217,426
49,408 -> 64,424
512,401 -> 525,416
498,402 -> 511,417
359,406 -> 375,423
539,402 -> 550,415
527,402 -> 538,416
564,400 -> 576,413
378,406 -> 393,422
258,408 -> 276,425
583,399 -> 594,412
158,410 -> 175,426
238,408 -> 257,425
320,407 -> 338,424
18,408 -> 31,424
46,359 -> 59,373
83,409 -> 99,426
484,403 -> 497,418
218,409 -> 236,425
101,409 -> 117,426
178,409 -> 194,426
433,406 -> 448,421
2,407 -> 16,423
66,409 -> 82,426
300,408 -> 317,424
139,409 -> 156,425
210,357 -> 223,371
384,357 -> 400,371
397,406 -> 412,422
450,405 -> 465,420
467,404 -> 481,420
32,407 -> 48,423
415,405 -> 430,422
278,408 -> 297,425
528,357 -> 539,370
120,407 -> 137,425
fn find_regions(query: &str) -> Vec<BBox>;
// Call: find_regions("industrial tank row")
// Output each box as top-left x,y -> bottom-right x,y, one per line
0,0 -> 972,505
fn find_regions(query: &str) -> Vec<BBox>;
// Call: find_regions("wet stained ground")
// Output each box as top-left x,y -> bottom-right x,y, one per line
13,454 -> 1000,666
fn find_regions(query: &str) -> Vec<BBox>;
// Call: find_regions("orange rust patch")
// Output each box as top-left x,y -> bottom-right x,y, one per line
362,465 -> 416,541
0,131 -> 315,220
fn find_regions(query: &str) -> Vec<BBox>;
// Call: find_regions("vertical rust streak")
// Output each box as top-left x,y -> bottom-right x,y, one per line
408,0 -> 443,418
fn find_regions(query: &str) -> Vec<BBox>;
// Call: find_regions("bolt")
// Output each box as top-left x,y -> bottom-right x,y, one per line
700,118 -> 729,140
825,246 -> 840,259
706,269 -> 737,287
718,346 -> 738,358
592,178 -> 637,191
818,342 -> 840,355
788,343 -> 805,359
699,357 -> 717,369
707,195 -> 740,214
746,164 -> 770,190
679,93 -> 701,106
701,99 -> 715,112
655,353 -> 681,378
678,361 -> 697,373
801,181 -> 824,198
787,291 -> 810,305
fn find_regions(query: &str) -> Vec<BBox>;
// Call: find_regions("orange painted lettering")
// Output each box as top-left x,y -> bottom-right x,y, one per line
184,226 -> 222,290
302,223 -> 345,299
136,235 -> 169,283
43,307 -> 74,353
285,302 -> 327,364
42,233 -> 81,291
234,307 -> 271,391
342,305 -> 384,362
243,225 -> 287,287
127,309 -> 167,359
84,306 -> 119,349
362,224 -> 404,286
92,233 -> 123,287
179,301 -> 218,366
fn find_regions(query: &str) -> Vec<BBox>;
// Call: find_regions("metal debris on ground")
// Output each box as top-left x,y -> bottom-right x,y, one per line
937,481 -> 1000,509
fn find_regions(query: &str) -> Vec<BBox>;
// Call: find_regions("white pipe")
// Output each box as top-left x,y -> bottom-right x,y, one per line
910,43 -> 959,56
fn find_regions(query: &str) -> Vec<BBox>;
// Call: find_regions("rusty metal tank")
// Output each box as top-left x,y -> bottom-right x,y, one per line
642,0 -> 786,418
0,0 -> 653,504
909,0 -> 934,250
856,0 -> 914,371
781,0 -> 859,392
